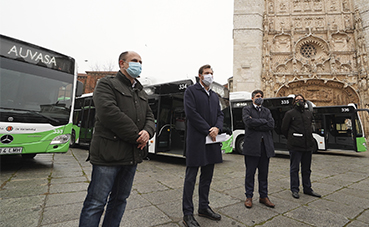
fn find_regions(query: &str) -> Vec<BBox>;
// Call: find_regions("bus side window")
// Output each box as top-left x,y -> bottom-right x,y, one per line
328,119 -> 339,136
313,119 -> 323,135
332,117 -> 352,137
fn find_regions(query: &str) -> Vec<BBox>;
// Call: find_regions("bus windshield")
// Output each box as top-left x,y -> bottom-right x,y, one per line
0,58 -> 73,126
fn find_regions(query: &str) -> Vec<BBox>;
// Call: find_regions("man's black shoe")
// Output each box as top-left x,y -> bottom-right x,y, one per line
304,191 -> 321,198
198,207 -> 221,221
292,191 -> 299,199
183,215 -> 200,227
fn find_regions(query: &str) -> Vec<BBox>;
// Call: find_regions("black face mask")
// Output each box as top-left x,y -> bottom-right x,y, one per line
295,100 -> 305,109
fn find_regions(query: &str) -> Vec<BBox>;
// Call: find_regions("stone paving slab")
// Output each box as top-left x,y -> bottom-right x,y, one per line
284,206 -> 349,227
41,203 -> 82,225
0,148 -> 368,227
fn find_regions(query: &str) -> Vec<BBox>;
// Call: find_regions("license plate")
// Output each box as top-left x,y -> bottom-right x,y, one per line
0,147 -> 23,154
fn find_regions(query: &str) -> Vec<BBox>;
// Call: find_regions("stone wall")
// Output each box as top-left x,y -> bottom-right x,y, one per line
233,0 -> 369,142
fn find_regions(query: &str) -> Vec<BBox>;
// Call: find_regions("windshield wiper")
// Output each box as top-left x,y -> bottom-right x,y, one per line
29,110 -> 60,123
0,107 -> 60,123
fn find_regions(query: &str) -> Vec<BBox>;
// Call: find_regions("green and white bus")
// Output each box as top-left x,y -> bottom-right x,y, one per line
312,104 -> 368,152
0,34 -> 82,158
71,93 -> 94,147
230,94 -> 368,153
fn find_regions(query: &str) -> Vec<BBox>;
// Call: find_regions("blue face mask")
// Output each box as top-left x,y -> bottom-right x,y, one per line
254,97 -> 264,106
126,62 -> 142,78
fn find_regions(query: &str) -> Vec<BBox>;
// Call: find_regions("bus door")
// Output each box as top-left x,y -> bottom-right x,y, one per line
156,95 -> 172,152
79,98 -> 95,144
324,114 -> 355,151
353,109 -> 368,152
156,95 -> 186,156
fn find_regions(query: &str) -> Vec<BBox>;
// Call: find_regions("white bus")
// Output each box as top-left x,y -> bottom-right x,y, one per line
144,78 -> 232,158
230,94 -> 368,153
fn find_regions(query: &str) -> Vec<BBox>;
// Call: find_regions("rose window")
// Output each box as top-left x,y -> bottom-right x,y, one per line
300,44 -> 317,58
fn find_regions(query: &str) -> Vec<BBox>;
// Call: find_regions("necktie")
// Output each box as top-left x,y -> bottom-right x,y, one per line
257,106 -> 261,112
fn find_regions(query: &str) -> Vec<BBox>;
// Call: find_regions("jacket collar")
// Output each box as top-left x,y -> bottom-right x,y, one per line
194,82 -> 212,95
253,104 -> 263,111
116,71 -> 143,91
294,105 -> 305,113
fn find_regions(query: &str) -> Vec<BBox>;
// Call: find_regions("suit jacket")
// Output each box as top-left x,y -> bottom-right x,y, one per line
242,104 -> 275,158
184,83 -> 224,167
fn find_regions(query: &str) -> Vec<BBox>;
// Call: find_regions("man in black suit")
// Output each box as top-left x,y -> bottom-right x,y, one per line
242,90 -> 275,209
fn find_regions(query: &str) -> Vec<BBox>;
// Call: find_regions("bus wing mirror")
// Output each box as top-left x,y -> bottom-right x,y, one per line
76,81 -> 83,97
306,100 -> 314,112
356,109 -> 369,115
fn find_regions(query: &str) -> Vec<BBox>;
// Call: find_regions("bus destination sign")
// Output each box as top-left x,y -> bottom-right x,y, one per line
0,35 -> 75,74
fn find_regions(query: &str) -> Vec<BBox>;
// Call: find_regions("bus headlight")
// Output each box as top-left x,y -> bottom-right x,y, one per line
50,134 -> 71,145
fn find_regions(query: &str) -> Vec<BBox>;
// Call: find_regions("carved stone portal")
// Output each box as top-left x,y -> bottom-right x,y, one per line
258,0 -> 369,138
276,80 -> 359,106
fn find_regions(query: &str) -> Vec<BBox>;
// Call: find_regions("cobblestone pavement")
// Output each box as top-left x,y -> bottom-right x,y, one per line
1,147 -> 368,227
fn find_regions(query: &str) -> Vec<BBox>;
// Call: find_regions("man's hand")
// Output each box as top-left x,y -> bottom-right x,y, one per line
136,130 -> 149,150
209,127 -> 219,142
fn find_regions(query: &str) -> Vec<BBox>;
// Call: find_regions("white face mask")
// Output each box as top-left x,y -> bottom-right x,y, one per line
202,74 -> 213,86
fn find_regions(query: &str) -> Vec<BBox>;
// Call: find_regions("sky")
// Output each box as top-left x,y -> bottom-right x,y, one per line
0,0 -> 234,85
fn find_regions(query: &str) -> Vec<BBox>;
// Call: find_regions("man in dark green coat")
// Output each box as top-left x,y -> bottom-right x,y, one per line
79,51 -> 155,227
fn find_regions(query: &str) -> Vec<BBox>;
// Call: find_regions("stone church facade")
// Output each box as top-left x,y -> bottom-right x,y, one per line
233,0 -> 369,139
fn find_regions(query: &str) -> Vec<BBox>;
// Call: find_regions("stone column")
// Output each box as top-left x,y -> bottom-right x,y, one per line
354,0 -> 369,141
233,0 -> 264,92
355,0 -> 369,51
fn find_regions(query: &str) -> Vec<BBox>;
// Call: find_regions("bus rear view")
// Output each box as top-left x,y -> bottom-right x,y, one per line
0,35 -> 79,158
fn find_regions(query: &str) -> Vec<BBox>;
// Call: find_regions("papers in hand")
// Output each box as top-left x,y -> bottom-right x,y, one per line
206,133 -> 227,144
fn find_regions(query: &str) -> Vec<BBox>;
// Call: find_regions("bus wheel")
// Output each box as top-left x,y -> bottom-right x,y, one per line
22,154 -> 36,159
70,130 -> 76,147
235,136 -> 244,154
312,141 -> 318,154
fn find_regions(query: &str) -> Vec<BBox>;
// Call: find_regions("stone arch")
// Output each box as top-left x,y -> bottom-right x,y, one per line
276,79 -> 359,106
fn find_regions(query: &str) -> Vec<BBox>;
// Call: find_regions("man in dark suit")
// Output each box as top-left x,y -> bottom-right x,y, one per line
182,65 -> 224,227
242,90 -> 275,209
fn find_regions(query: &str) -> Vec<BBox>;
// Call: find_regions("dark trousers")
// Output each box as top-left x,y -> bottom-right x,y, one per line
244,142 -> 270,198
289,150 -> 312,193
182,164 -> 214,215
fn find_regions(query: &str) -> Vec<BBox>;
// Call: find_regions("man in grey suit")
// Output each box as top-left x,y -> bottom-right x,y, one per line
242,90 -> 275,209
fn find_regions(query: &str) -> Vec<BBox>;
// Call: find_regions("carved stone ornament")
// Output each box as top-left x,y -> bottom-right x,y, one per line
276,80 -> 359,106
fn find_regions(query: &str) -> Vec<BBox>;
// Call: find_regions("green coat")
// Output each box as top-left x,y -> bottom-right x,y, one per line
89,71 -> 155,166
